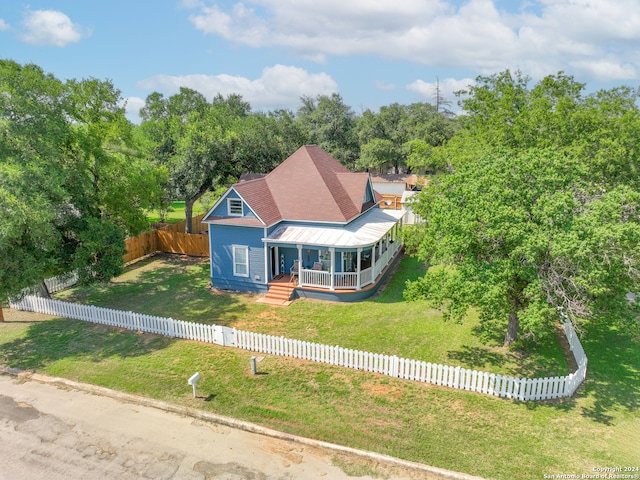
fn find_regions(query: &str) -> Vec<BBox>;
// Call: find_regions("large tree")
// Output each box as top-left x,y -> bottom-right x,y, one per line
405,70 -> 640,345
65,77 -> 160,238
140,90 -> 290,232
356,102 -> 458,174
1,60 -> 158,314
405,148 -> 640,346
1,60 -> 75,307
297,93 -> 359,168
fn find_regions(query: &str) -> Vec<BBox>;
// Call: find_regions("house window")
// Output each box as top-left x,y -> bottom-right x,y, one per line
233,245 -> 249,277
228,198 -> 243,216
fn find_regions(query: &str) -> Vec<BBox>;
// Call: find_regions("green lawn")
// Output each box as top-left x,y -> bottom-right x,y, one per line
2,254 -> 639,479
146,200 -> 187,224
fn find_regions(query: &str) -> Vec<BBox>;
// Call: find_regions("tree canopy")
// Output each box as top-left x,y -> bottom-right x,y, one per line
0,60 -> 161,306
356,102 -> 458,174
405,71 -> 640,345
139,90 -> 300,232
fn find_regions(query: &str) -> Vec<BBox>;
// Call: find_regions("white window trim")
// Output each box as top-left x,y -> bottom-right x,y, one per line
227,198 -> 243,216
232,245 -> 249,277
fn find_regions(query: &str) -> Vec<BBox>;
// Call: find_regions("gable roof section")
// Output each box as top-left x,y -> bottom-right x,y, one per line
233,179 -> 281,226
205,145 -> 377,226
202,186 -> 266,227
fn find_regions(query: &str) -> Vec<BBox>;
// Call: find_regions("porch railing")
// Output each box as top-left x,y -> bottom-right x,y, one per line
300,269 -> 331,288
360,267 -> 374,287
334,272 -> 358,289
298,240 -> 401,291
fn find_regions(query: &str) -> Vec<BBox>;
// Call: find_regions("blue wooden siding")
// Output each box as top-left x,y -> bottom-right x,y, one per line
210,190 -> 259,220
365,180 -> 375,203
209,224 -> 267,293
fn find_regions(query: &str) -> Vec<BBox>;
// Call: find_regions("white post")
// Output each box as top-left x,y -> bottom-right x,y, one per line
187,372 -> 200,398
356,247 -> 362,290
372,244 -> 377,280
264,240 -> 269,283
297,244 -> 303,287
329,247 -> 335,290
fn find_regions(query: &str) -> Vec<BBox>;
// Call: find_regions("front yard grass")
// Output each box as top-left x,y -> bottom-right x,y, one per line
2,254 -> 638,479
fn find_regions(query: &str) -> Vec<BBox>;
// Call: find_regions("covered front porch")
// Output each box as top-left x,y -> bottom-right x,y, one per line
264,208 -> 405,301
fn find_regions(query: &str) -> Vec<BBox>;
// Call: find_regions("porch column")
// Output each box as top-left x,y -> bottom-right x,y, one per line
356,247 -> 362,291
264,241 -> 269,283
297,244 -> 303,287
372,243 -> 377,279
329,247 -> 335,290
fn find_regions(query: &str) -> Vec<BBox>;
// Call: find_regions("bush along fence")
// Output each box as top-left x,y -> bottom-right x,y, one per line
9,295 -> 587,402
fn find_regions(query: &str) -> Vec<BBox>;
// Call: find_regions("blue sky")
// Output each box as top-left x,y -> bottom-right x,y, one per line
2,0 -> 640,123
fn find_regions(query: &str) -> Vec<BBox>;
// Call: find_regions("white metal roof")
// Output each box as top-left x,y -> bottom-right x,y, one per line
401,190 -> 419,204
264,208 -> 406,248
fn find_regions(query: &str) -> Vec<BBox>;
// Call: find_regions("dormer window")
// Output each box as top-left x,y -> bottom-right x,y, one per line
228,198 -> 243,216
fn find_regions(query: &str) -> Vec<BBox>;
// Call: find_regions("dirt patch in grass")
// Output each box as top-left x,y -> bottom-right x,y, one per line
362,381 -> 403,402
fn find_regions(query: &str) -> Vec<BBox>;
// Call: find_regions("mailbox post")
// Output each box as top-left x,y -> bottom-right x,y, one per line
187,372 -> 200,398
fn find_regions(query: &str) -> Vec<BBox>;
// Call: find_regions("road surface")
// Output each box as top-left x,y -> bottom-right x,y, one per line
0,371 -> 474,480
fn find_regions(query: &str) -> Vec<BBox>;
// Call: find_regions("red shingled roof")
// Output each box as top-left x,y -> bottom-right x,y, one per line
208,145 -> 377,226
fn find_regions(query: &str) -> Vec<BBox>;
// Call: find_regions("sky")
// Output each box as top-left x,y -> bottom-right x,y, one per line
2,0 -> 640,123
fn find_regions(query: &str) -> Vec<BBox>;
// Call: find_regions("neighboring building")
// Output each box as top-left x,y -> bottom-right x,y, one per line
370,173 -> 426,223
203,145 -> 406,303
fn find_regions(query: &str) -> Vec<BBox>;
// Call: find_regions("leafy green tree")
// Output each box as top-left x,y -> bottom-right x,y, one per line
357,102 -> 458,173
268,109 -> 308,158
141,90 -> 290,232
406,70 -> 640,345
356,103 -> 407,173
65,77 -> 160,236
140,88 -> 218,232
297,93 -> 359,167
1,60 -> 157,313
357,138 -> 397,172
405,149 -> 640,346
230,112 -> 295,174
1,60 -> 74,308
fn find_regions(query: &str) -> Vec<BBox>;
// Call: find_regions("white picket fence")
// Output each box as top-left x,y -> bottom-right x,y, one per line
44,271 -> 79,294
9,295 -> 588,402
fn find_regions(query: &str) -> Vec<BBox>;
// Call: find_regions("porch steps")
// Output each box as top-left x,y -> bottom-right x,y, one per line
259,281 -> 296,306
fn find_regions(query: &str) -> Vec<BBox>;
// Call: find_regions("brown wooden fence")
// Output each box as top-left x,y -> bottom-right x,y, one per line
124,215 -> 209,263
156,230 -> 209,256
160,213 -> 208,233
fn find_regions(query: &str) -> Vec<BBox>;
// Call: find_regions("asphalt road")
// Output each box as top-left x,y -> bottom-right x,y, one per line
0,372 -> 473,480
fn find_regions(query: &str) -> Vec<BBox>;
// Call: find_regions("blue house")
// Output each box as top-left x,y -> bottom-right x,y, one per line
203,145 -> 406,303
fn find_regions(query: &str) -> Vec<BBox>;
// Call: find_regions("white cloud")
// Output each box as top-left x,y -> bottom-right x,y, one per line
375,80 -> 396,91
0,19 -> 9,31
570,59 -> 638,82
184,0 -> 640,82
122,96 -> 146,124
20,10 -> 88,47
136,65 -> 338,111
406,77 -> 475,111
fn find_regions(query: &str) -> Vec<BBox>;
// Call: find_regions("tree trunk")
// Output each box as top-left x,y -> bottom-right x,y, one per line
0,303 -> 4,322
39,281 -> 51,299
504,310 -> 519,347
184,182 -> 213,234
185,199 -> 194,234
